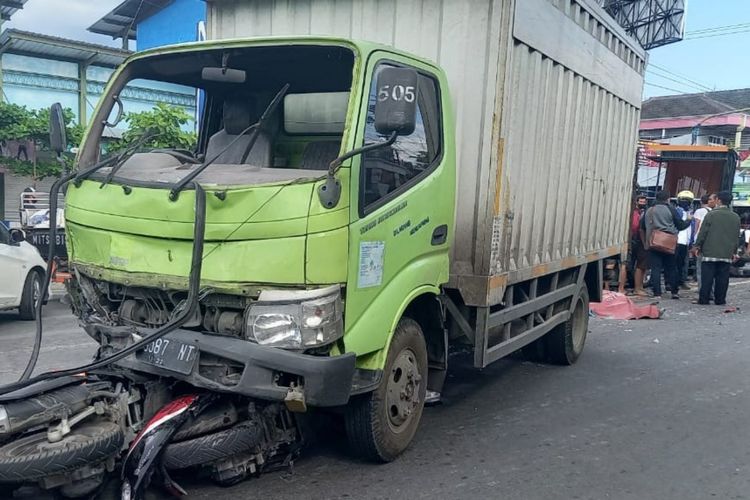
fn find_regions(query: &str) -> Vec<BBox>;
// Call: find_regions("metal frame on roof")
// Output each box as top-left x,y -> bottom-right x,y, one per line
0,29 -> 131,68
601,0 -> 686,50
88,0 -> 174,42
0,0 -> 28,21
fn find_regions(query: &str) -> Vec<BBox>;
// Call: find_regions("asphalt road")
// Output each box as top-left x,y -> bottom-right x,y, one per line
1,282 -> 750,499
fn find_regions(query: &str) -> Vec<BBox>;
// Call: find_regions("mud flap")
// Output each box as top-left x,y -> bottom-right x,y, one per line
121,394 -> 214,500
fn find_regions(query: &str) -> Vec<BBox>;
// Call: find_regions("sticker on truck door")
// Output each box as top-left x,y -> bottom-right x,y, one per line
358,241 -> 385,288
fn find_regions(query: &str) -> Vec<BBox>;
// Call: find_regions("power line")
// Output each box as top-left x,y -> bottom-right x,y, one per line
688,22 -> 750,35
685,28 -> 750,40
647,63 -> 715,93
646,67 -> 712,94
644,82 -> 688,95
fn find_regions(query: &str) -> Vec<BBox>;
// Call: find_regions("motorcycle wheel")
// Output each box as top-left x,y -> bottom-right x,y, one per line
161,421 -> 263,470
0,420 -> 123,482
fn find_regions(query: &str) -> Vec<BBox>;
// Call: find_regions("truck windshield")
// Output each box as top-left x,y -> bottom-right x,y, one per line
80,45 -> 355,186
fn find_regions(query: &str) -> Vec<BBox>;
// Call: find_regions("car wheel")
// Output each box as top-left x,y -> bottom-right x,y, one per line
18,270 -> 42,321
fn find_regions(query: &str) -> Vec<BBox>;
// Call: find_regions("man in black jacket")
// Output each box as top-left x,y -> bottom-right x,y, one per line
641,190 -> 691,299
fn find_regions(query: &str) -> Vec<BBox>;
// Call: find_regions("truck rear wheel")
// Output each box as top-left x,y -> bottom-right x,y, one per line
544,287 -> 589,365
345,318 -> 427,462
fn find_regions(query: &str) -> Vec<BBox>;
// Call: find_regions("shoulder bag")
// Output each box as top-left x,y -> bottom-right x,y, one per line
646,207 -> 677,254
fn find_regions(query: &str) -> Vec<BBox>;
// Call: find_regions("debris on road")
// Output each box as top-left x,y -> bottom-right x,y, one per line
590,291 -> 662,320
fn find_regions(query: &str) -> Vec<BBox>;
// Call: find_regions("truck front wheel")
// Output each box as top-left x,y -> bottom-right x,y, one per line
345,318 -> 427,462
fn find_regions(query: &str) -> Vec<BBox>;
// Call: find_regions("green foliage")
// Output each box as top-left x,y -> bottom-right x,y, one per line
0,101 -> 195,179
0,102 -> 81,179
2,156 -> 64,178
119,102 -> 197,151
0,101 -> 81,151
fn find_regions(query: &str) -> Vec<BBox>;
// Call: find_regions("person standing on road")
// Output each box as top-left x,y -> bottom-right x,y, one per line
630,195 -> 650,296
692,194 -> 716,289
641,190 -> 691,299
693,191 -> 741,306
675,191 -> 695,291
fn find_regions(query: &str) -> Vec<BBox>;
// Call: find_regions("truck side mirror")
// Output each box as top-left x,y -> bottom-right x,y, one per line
374,68 -> 418,136
49,103 -> 67,154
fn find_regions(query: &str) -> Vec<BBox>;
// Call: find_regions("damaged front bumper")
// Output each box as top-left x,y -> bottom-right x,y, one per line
90,325 -> 356,407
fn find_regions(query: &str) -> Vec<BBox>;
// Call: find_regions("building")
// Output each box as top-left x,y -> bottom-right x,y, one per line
639,89 -> 750,203
89,0 -> 206,51
0,0 -> 201,224
0,29 -> 130,127
640,88 -> 750,150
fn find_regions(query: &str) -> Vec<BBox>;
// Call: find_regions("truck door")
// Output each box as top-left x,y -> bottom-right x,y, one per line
344,54 -> 454,355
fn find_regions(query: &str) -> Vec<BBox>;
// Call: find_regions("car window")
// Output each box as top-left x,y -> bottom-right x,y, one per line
0,224 -> 10,245
361,63 -> 441,211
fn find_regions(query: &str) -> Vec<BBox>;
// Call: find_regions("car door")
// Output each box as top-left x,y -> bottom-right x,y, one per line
0,223 -> 24,307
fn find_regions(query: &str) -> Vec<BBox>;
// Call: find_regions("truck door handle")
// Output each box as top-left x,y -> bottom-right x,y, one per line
431,225 -> 448,246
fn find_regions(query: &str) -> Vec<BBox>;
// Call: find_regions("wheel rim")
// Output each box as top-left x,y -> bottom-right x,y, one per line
571,295 -> 588,353
32,275 -> 41,309
385,348 -> 422,434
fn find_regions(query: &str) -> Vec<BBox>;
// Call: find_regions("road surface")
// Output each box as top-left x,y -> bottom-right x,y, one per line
1,282 -> 749,499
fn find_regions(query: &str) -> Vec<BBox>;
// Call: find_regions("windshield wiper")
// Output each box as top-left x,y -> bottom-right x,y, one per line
99,129 -> 159,188
70,128 -> 159,187
169,83 -> 290,201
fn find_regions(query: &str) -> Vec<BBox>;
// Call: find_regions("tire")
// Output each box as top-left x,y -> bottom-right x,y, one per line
18,270 -> 42,321
345,318 -> 428,463
544,287 -> 589,365
0,421 -> 123,482
162,421 -> 263,470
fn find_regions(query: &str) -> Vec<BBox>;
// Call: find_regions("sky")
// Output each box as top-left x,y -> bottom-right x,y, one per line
4,0 -> 123,46
641,0 -> 750,99
2,0 -> 749,100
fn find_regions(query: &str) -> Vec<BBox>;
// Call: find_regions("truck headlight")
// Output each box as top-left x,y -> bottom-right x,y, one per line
246,285 -> 343,349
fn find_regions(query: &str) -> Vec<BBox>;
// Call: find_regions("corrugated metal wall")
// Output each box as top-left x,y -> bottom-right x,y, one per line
489,0 -> 645,283
206,0 -> 510,276
493,44 -> 640,275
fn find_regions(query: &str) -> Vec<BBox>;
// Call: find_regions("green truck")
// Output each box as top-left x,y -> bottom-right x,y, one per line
0,0 -> 646,496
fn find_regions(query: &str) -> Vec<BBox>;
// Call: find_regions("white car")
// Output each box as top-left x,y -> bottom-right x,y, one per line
0,222 -> 47,320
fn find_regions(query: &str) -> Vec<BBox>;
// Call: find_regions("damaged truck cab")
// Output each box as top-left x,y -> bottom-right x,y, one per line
65,37 -> 454,458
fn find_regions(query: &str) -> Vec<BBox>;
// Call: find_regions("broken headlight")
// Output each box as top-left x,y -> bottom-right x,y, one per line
246,285 -> 343,349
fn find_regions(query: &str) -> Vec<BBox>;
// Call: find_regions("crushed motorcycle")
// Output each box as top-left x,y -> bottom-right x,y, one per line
0,127 -> 350,499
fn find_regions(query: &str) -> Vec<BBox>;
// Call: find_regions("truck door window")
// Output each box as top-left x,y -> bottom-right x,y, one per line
361,64 -> 441,212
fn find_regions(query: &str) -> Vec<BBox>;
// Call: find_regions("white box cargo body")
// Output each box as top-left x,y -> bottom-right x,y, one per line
206,0 -> 646,307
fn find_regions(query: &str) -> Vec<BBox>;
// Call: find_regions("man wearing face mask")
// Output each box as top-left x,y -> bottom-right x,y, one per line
630,195 -> 649,296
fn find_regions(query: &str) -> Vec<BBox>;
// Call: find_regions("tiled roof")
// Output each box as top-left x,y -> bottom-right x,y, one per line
642,88 -> 750,119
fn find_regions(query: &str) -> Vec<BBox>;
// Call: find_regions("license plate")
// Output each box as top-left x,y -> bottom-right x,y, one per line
136,337 -> 197,375
31,233 -> 66,247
